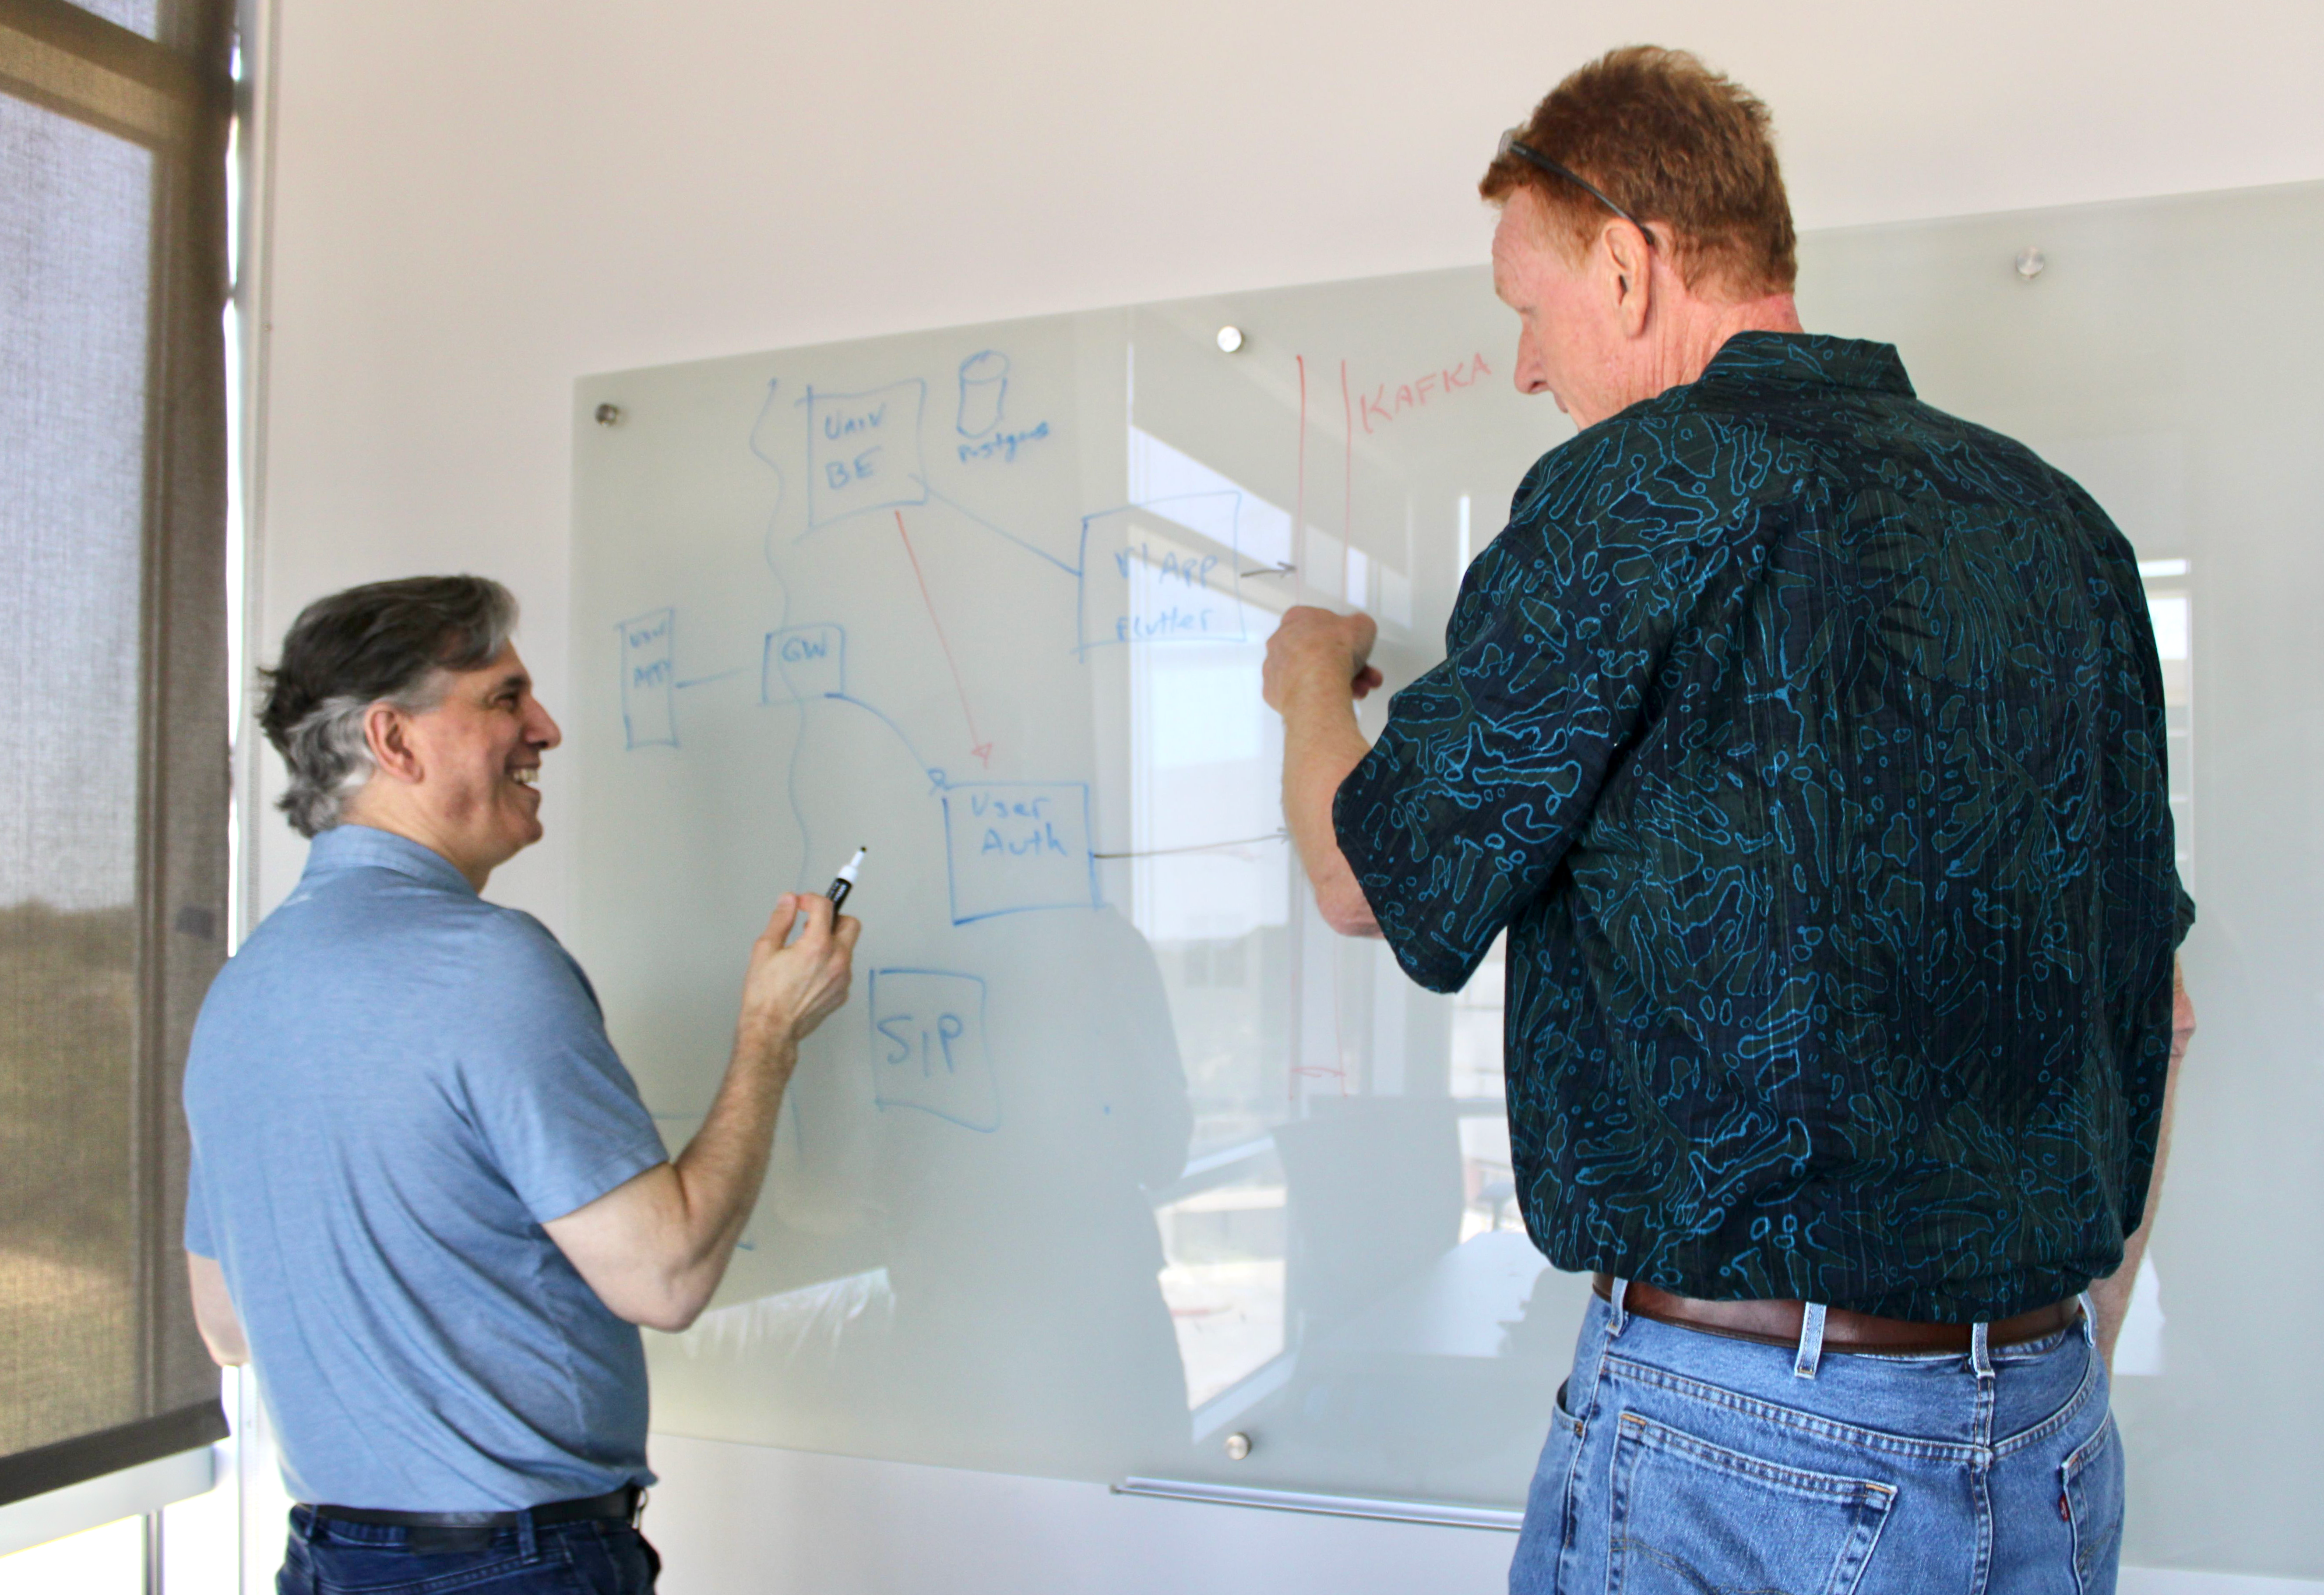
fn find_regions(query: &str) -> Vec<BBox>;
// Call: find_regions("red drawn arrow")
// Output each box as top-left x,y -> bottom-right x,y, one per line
894,510 -> 993,767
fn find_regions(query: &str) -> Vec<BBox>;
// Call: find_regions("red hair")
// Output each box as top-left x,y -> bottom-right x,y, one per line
1481,46 -> 1797,299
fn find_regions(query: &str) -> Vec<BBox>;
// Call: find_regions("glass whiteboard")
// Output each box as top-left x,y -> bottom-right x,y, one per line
572,181 -> 2321,1566
1796,181 -> 2324,1581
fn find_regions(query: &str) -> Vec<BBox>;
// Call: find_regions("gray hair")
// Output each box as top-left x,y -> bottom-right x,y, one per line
258,576 -> 519,838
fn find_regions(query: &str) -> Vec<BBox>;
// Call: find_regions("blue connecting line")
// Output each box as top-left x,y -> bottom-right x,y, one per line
925,485 -> 1082,579
824,692 -> 949,792
746,379 -> 796,623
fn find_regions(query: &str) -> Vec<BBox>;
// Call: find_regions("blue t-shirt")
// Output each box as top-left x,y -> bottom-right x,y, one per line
183,825 -> 669,1509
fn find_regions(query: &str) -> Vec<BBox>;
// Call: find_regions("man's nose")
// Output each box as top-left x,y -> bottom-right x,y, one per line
1514,334 -> 1549,395
528,699 -> 563,750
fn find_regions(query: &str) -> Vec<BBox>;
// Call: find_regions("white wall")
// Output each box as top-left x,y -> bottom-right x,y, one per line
243,3 -> 2324,1588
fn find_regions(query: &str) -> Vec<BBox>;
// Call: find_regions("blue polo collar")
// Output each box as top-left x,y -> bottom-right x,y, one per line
303,824 -> 477,895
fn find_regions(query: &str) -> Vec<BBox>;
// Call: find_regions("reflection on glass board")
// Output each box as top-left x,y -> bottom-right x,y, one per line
2112,1253 -> 2166,1378
1155,1166 -> 1286,1410
1132,599 -> 1287,1157
2113,566 -> 2187,1383
571,266 -> 1584,1504
1795,184 -> 2323,1575
2141,570 -> 2193,891
570,183 -> 2323,1557
1450,932 -> 1507,1103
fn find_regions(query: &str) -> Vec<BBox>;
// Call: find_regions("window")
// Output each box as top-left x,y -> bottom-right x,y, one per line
0,0 -> 234,1521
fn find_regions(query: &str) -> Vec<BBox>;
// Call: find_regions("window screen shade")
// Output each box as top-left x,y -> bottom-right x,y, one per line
0,0 -> 232,1507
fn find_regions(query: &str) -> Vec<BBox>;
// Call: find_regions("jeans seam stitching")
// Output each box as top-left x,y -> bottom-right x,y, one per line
2059,1410 -> 2117,1480
1605,1355 -> 1979,1462
1613,1411 -> 1899,1504
1989,1343 -> 2103,1461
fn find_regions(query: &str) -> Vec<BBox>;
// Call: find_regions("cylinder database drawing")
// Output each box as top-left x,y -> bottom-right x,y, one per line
956,350 -> 1010,438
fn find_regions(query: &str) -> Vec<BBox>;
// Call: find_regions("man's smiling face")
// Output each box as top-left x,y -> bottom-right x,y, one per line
398,644 -> 561,879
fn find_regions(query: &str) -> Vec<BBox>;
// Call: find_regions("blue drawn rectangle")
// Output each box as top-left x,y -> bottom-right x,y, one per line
806,378 -> 928,527
869,969 -> 998,1132
762,624 -> 847,703
1075,496 -> 1247,655
617,607 -> 677,748
940,782 -> 1097,924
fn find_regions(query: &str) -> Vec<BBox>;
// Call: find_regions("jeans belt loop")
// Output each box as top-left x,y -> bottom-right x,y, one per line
517,1505 -> 538,1561
1970,1319 -> 1994,1377
1608,1277 -> 1630,1336
1793,1302 -> 1828,1380
2077,1292 -> 2098,1348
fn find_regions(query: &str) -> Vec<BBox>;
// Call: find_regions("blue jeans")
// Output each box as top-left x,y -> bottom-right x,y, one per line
278,1507 -> 660,1594
1510,1288 -> 2121,1595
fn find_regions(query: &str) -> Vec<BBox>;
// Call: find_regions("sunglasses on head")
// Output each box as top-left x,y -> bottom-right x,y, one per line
1497,128 -> 1658,253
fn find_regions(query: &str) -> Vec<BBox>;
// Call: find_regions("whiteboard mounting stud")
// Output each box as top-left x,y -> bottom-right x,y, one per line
1224,1431 -> 1253,1461
1216,326 -> 1245,353
2014,247 -> 2046,281
595,402 -> 623,426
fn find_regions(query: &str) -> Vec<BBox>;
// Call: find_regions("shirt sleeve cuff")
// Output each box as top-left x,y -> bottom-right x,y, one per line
530,1139 -> 670,1226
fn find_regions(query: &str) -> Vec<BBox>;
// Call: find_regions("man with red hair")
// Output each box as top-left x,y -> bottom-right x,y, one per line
1266,47 -> 2193,1594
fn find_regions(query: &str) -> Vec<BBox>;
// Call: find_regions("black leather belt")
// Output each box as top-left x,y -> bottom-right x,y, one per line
306,1483 -> 643,1533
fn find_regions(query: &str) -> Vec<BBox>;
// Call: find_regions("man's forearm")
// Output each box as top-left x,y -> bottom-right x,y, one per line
1261,605 -> 1386,937
660,1027 -> 799,1304
548,894 -> 856,1331
1280,676 -> 1380,936
547,1027 -> 799,1332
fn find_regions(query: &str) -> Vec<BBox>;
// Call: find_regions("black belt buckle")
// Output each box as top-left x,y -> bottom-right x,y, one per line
406,1524 -> 496,1555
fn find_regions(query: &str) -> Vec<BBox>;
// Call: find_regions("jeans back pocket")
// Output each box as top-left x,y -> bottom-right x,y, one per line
1608,1412 -> 1896,1595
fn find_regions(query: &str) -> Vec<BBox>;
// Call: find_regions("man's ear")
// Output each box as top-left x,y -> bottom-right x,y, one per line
363,701 -> 425,785
1603,220 -> 1653,337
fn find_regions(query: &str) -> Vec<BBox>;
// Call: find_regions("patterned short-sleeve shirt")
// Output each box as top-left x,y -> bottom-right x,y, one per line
1335,332 -> 2193,1322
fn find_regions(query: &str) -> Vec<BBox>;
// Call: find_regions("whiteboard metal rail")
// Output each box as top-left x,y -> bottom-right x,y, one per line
1113,1477 -> 1522,1532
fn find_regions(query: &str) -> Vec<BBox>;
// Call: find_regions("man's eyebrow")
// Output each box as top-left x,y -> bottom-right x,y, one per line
488,671 -> 530,695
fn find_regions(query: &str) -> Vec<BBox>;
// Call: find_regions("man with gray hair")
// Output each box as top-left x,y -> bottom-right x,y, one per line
182,575 -> 856,1594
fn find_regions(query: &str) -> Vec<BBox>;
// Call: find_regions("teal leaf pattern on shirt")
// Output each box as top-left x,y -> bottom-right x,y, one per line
1335,333 -> 2191,1322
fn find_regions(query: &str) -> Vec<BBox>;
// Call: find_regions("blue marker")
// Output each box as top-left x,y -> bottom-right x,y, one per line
826,847 -> 867,911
